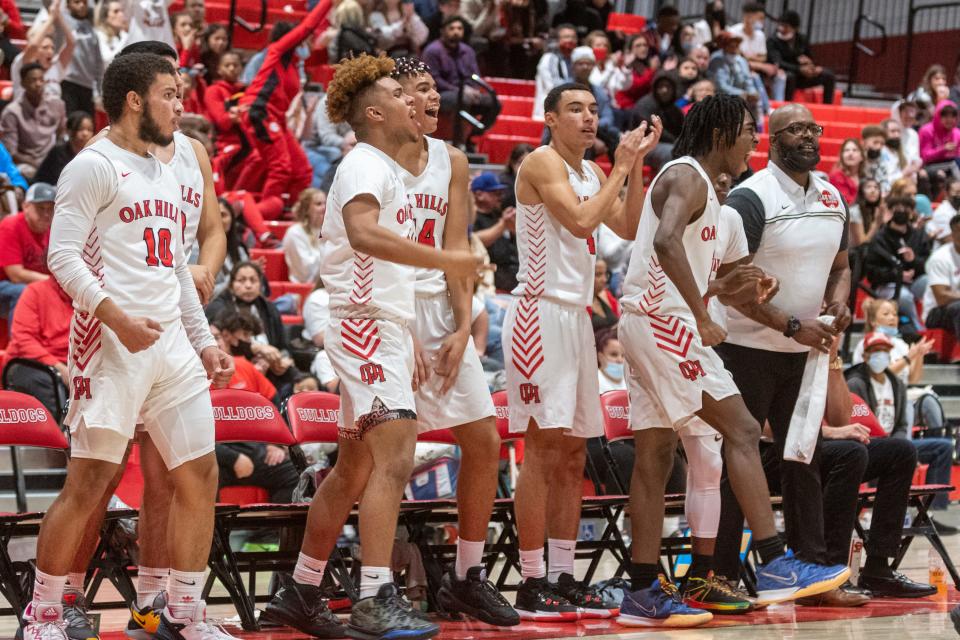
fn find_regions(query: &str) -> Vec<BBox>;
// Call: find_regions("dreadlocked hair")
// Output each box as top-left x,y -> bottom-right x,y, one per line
327,54 -> 396,126
672,94 -> 750,159
391,56 -> 432,79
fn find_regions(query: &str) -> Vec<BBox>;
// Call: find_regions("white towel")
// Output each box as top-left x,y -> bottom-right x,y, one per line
784,315 -> 834,464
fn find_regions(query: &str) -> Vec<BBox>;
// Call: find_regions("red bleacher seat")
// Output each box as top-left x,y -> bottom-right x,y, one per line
282,314 -> 304,326
793,87 -> 844,105
500,96 -> 535,118
478,134 -> 540,164
921,328 -> 960,363
212,388 -> 296,446
607,13 -> 647,34
265,220 -> 294,240
286,391 -> 340,444
0,390 -> 68,449
250,248 -> 287,281
486,115 -> 545,138
485,77 -> 536,98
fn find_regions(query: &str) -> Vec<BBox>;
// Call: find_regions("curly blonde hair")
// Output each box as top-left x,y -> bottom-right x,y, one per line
326,54 -> 396,127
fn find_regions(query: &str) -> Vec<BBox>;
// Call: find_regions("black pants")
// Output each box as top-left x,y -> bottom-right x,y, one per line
925,301 -> 960,341
761,437 -> 916,565
585,437 -> 687,495
4,363 -> 67,421
785,68 -> 836,104
714,342 -> 827,577
219,450 -> 300,503
60,80 -> 94,118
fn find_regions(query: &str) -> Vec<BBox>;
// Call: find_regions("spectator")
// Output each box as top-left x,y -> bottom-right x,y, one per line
708,31 -> 765,124
613,35 -> 658,113
767,10 -> 836,104
425,0 -> 471,44
673,56 -> 702,97
318,130 -> 357,193
422,15 -> 500,147
889,176 -> 917,200
828,138 -> 864,206
595,326 -> 625,394
214,198 -> 251,295
172,11 -> 200,67
461,0 -> 504,60
203,51 -> 249,185
33,110 -> 92,186
310,349 -> 340,393
689,44 -> 710,75
551,0 -> 608,40
1,63 -> 66,180
283,188 -> 326,285
677,77 -> 715,114
892,100 -> 923,171
590,257 -> 619,333
177,68 -> 203,114
0,0 -> 24,41
729,2 -> 786,101
863,195 -> 931,333
845,332 -> 957,521
471,172 -> 518,292
585,30 -> 626,95
206,261 -> 288,352
186,0 -> 206,31
369,0 -> 428,57
10,0 -> 73,102
93,0 -> 128,66
882,118 -> 920,185
532,24 -> 577,120
199,22 -> 229,83
499,0 -> 546,79
0,183 -> 54,318
123,0 -> 174,48
334,0 -> 378,59
0,141 -> 27,207
630,71 -> 682,170
567,46 -> 618,158
498,142 -> 534,194
642,4 -> 680,62
670,23 -> 697,59
909,64 -> 950,125
3,276 -> 71,417
58,0 -> 103,117
849,178 -> 884,248
928,177 -> 960,244
923,213 -> 960,339
304,93 -> 353,189
211,311 -> 278,401
691,0 -> 725,48
918,100 -> 960,171
861,124 -> 891,194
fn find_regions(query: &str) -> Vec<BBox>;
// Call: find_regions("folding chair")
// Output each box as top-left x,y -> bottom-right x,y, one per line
2,358 -> 67,427
0,390 -> 69,615
207,389 -> 296,630
598,389 -> 632,494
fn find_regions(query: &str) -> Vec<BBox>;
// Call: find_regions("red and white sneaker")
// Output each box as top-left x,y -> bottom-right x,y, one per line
153,602 -> 238,640
20,602 -> 68,640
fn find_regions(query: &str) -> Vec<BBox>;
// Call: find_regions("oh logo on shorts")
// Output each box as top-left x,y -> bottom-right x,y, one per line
519,383 -> 541,404
359,363 -> 385,385
72,376 -> 92,400
678,360 -> 706,381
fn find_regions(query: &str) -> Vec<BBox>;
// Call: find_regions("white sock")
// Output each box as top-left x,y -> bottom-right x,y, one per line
519,548 -> 546,581
137,566 -> 168,610
293,552 -> 327,587
547,538 -> 576,583
32,569 -> 67,608
455,538 -> 486,581
359,566 -> 391,599
65,572 -> 85,593
166,570 -> 205,621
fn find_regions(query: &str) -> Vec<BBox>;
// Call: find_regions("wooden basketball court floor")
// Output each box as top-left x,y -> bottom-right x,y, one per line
5,512 -> 960,639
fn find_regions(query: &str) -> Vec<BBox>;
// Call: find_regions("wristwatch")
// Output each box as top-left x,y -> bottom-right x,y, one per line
783,316 -> 801,338
829,357 -> 844,370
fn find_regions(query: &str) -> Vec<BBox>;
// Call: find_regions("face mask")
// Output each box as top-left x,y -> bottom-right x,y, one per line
592,47 -> 607,63
604,362 -> 624,380
891,209 -> 910,225
877,325 -> 899,337
681,42 -> 694,54
867,351 -> 891,374
774,138 -> 820,173
886,138 -> 901,150
233,340 -> 255,359
559,41 -> 576,55
950,196 -> 960,210
866,147 -> 881,160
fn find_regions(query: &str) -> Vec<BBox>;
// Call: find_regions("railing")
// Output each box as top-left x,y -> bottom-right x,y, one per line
847,7 -> 888,99
227,0 -> 269,47
903,0 -> 960,96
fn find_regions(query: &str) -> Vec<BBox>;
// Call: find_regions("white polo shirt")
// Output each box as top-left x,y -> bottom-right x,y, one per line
922,242 -> 960,321
728,22 -> 767,60
723,162 -> 849,353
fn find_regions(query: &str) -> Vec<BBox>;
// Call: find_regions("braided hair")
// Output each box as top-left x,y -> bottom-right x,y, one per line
672,94 -> 752,159
391,56 -> 432,80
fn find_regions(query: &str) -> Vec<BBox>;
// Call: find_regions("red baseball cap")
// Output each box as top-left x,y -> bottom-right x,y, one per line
862,332 -> 894,352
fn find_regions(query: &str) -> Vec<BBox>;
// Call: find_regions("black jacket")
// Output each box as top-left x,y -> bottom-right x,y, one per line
864,223 -> 931,288
632,72 -> 684,142
844,363 -> 909,438
767,33 -> 813,74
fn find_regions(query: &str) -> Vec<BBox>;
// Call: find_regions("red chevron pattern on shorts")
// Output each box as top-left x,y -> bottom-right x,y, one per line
649,314 -> 693,359
71,311 -> 102,372
520,204 -> 546,297
349,252 -> 374,305
638,256 -> 666,314
340,319 -> 381,360
510,297 -> 544,379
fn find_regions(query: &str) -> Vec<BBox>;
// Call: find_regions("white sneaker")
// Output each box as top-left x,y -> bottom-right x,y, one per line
21,602 -> 68,640
156,602 -> 239,640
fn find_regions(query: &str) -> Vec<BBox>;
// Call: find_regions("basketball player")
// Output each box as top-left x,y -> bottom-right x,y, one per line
261,54 -> 481,640
615,94 -> 849,627
503,82 -> 660,621
390,57 -> 518,626
21,53 -> 234,640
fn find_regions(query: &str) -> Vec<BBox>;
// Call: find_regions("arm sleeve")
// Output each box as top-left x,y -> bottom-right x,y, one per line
722,190 -> 765,253
203,85 -> 235,134
175,260 -> 216,354
256,0 -> 330,81
47,152 -> 116,315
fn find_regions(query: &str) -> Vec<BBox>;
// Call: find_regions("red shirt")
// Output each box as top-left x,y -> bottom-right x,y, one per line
205,80 -> 246,152
0,212 -> 49,280
828,169 -> 859,206
218,355 -> 277,400
5,278 -> 72,365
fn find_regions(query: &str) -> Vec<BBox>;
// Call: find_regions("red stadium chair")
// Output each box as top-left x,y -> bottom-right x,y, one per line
285,391 -> 341,445
499,96 -> 535,118
607,12 -> 647,34
597,390 -> 632,493
250,248 -> 287,281
265,220 -> 294,240
484,77 -> 536,97
212,388 -> 295,448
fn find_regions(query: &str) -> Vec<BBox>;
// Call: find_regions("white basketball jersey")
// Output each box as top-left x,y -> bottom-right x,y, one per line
168,131 -> 204,255
399,137 -> 451,296
512,152 -> 601,306
621,157 -> 721,322
80,138 -> 187,321
320,143 -> 416,322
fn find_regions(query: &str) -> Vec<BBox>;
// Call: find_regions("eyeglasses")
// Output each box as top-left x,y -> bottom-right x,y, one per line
772,123 -> 824,137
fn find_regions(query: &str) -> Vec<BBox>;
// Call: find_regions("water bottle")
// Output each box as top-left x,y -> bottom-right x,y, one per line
928,549 -> 947,597
847,533 -> 864,585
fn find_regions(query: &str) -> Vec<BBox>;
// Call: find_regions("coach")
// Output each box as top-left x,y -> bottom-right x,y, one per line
712,104 -> 863,605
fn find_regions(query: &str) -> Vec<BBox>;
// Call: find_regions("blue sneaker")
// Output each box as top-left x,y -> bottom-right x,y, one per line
755,551 -> 850,605
616,577 -> 713,628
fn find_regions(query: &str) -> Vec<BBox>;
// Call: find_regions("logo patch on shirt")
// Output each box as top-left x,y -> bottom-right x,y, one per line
819,190 -> 839,208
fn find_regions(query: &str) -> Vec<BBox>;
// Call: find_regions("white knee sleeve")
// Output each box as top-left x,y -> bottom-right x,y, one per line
680,432 -> 723,539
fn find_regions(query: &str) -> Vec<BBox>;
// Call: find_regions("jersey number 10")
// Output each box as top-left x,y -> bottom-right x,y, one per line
143,228 -> 174,268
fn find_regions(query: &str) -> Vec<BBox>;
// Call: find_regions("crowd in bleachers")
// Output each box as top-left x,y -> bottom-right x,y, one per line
0,0 -> 956,525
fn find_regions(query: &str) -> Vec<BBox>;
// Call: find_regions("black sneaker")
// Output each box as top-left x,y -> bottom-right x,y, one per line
554,573 -> 619,619
931,517 -> 959,536
261,576 -> 347,638
62,591 -> 98,640
346,583 -> 439,640
514,577 -> 579,622
437,567 -> 519,626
